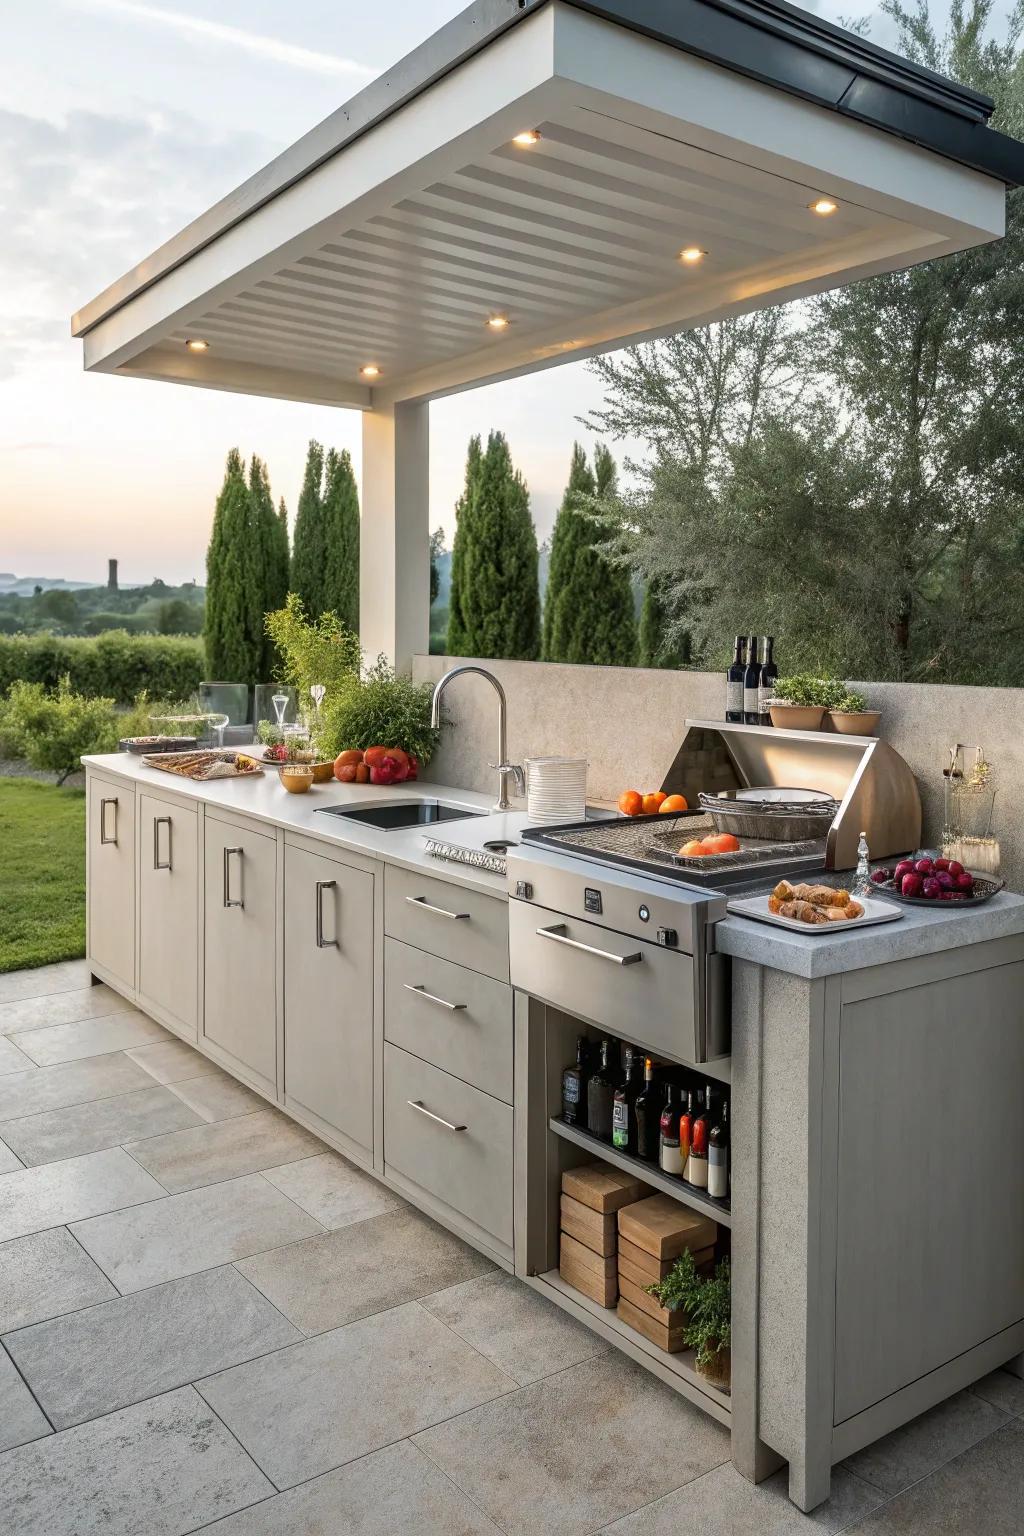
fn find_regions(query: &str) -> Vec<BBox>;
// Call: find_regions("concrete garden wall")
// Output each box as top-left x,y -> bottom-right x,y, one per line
414,656 -> 1024,891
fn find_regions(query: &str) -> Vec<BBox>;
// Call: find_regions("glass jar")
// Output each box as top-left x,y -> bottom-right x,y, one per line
943,745 -> 999,873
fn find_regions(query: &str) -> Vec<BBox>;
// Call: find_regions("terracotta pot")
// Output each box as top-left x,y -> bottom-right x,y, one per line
827,710 -> 881,737
768,704 -> 825,731
697,1347 -> 731,1390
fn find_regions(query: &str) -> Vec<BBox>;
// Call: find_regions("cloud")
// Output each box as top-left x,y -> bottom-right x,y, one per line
72,0 -> 378,79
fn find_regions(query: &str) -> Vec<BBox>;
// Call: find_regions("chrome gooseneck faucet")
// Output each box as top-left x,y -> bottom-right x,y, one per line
430,666 -> 525,812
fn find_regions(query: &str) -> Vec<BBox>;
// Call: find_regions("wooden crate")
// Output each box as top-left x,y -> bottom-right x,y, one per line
560,1237 -> 617,1307
560,1193 -> 616,1257
562,1162 -> 647,1214
617,1193 -> 716,1261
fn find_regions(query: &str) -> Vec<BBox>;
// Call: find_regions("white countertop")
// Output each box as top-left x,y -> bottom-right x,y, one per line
83,753 -> 525,898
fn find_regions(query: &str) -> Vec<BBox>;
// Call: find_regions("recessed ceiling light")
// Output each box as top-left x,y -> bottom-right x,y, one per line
185,338 -> 209,352
809,197 -> 838,216
679,247 -> 706,264
512,129 -> 541,147
486,314 -> 511,331
360,364 -> 381,378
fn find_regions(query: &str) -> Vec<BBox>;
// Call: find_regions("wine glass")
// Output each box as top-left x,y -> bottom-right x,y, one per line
208,712 -> 230,750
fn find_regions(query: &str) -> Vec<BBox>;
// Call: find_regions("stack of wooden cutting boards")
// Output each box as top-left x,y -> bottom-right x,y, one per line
616,1194 -> 718,1353
558,1163 -> 646,1307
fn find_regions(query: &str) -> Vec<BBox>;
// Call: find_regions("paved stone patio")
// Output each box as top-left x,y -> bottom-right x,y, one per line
0,959 -> 1021,1534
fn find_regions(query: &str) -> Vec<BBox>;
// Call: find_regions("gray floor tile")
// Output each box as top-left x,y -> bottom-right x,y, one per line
0,960 -> 90,1004
0,1343 -> 51,1453
842,1388 -> 1010,1495
198,1300 -> 516,1489
0,985 -> 133,1036
0,1147 -> 165,1243
125,1037 -> 222,1084
10,1009 -> 168,1066
5,1264 -> 302,1428
70,1172 -> 322,1291
0,1052 -> 155,1122
971,1366 -> 1024,1416
598,1462 -> 887,1534
0,1227 -> 117,1333
204,1439 -> 504,1534
414,1351 -> 730,1536
422,1271 -> 608,1385
0,1036 -> 34,1076
1,1085 -> 204,1166
125,1108 -> 324,1192
168,1069 -> 267,1122
262,1150 -> 404,1229
0,1384 -> 273,1535
237,1205 -> 494,1334
842,1419 -> 1024,1534
0,1136 -> 23,1174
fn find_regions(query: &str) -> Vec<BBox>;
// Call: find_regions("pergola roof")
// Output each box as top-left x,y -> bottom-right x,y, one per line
72,0 -> 1024,409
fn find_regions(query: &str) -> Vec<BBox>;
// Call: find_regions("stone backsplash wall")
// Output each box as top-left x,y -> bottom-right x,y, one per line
414,655 -> 1023,890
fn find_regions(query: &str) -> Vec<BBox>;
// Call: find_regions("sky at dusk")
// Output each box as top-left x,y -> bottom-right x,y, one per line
0,0 -> 978,585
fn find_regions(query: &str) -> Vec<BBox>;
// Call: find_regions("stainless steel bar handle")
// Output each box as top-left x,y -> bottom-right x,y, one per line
405,896 -> 470,921
407,1099 -> 467,1132
99,798 -> 118,846
535,923 -> 643,967
315,880 -> 338,948
404,983 -> 467,1012
222,846 -> 244,909
153,816 -> 172,871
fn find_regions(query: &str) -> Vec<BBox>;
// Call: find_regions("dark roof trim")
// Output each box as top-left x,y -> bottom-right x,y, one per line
73,0 -> 1024,338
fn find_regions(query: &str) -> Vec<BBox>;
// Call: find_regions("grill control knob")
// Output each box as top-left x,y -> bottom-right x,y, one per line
657,927 -> 678,948
515,880 -> 533,900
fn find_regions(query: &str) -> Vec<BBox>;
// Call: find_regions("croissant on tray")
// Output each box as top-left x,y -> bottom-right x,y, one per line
769,882 -> 863,923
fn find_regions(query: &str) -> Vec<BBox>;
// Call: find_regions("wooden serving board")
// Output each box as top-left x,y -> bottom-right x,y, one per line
618,1274 -> 688,1329
560,1231 -> 617,1281
560,1245 -> 617,1308
618,1239 -> 715,1290
618,1193 -> 717,1260
617,1295 -> 687,1353
562,1162 -> 647,1214
560,1194 -> 617,1256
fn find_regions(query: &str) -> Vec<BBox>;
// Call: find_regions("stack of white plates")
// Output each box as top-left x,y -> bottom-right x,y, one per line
525,757 -> 588,824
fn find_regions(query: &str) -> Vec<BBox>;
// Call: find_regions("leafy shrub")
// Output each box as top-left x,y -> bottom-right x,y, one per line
0,631 -> 205,702
264,595 -> 360,703
0,680 -> 119,784
833,689 -> 868,713
318,658 -> 439,765
772,674 -> 846,709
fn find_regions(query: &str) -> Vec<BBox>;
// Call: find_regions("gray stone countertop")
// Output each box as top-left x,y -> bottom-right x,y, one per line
717,889 -> 1024,979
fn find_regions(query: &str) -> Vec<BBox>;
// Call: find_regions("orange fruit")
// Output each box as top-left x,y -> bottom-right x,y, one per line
679,839 -> 708,857
658,794 -> 689,814
618,789 -> 644,817
641,791 -> 667,815
703,832 -> 741,854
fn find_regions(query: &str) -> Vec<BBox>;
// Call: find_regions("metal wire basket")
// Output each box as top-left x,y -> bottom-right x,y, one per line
699,788 -> 837,843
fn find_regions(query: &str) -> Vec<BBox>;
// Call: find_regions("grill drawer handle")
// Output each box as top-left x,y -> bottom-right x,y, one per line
406,895 -> 470,921
407,1099 -> 467,1133
536,923 -> 643,967
404,983 -> 467,1012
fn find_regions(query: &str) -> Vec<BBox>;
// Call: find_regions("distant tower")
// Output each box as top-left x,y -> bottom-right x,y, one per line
108,558 -> 118,591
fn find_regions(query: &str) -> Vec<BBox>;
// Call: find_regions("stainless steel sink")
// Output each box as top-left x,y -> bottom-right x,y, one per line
316,801 -> 485,831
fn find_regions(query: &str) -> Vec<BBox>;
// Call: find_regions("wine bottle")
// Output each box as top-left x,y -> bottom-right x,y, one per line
587,1039 -> 616,1142
561,1037 -> 591,1127
612,1047 -> 643,1154
679,1091 -> 694,1182
688,1088 -> 709,1189
633,1056 -> 662,1163
708,1098 -> 729,1200
743,635 -> 761,725
658,1082 -> 683,1176
726,636 -> 747,723
758,637 -> 777,726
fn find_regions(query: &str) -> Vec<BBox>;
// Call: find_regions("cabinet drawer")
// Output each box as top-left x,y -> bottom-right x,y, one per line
384,1043 -> 512,1250
384,939 -> 512,1103
384,864 -> 508,982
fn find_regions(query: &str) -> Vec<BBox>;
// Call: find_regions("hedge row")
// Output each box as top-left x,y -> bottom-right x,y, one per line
0,631 -> 206,704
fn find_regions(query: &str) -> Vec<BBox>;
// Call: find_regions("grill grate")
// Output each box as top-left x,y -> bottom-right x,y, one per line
528,814 -> 825,882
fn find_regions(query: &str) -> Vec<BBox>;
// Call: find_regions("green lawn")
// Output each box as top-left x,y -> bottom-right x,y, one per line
0,778 -> 86,973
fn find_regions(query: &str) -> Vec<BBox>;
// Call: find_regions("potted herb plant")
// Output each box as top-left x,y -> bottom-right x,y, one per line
826,689 -> 881,737
768,675 -> 842,731
645,1248 -> 732,1388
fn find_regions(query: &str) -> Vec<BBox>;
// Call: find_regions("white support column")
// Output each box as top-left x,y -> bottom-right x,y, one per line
360,400 -> 430,672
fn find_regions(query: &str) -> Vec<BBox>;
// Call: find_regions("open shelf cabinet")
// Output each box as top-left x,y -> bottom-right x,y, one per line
550,1115 -> 731,1227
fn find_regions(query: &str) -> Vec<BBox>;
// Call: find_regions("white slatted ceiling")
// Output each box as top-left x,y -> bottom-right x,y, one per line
169,105 -> 914,386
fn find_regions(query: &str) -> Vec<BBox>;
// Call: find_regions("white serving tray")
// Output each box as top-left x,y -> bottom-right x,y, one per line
727,892 -> 905,934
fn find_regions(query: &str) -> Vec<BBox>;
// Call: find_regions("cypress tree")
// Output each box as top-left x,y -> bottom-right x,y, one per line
290,440 -> 326,616
639,581 -> 688,668
544,444 -> 637,667
248,456 -> 290,679
322,447 -> 360,634
447,431 -> 540,660
205,448 -> 261,682
446,435 -> 483,657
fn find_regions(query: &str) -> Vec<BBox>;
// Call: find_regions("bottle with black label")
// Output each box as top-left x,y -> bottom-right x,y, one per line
612,1047 -> 643,1154
634,1056 -> 662,1162
658,1082 -> 683,1176
587,1039 -> 616,1142
688,1088 -> 709,1189
708,1097 -> 729,1200
757,637 -> 777,726
726,635 -> 747,723
743,634 -> 761,725
561,1037 -> 591,1127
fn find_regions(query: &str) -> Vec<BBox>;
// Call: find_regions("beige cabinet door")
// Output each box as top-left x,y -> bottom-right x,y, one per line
138,794 -> 199,1041
284,842 -> 374,1155
87,774 -> 135,993
203,815 -> 278,1097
